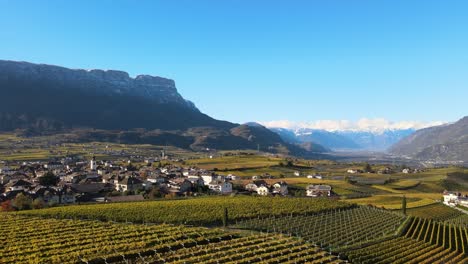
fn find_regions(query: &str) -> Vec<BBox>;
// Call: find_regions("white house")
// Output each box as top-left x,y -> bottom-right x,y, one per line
347,169 -> 358,174
44,162 -> 63,170
245,180 -> 268,192
306,185 -> 332,197
226,174 -> 238,181
402,168 -> 411,174
272,181 -> 288,196
201,174 -> 216,186
459,197 -> 468,207
442,191 -> 467,206
115,176 -> 144,192
208,180 -> 232,194
294,171 -> 300,176
257,185 -> 270,196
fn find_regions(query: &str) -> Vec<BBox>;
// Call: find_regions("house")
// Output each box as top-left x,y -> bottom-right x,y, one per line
459,197 -> 468,207
0,174 -> 11,184
186,177 -> 204,186
272,181 -> 288,196
102,174 -> 118,184
60,187 -> 76,204
294,171 -> 300,176
167,178 -> 192,193
115,176 -> 144,192
257,185 -> 270,196
147,174 -> 167,184
443,191 -> 466,206
443,191 -> 459,206
347,169 -> 358,174
208,180 -> 232,194
62,173 -> 81,183
306,185 -> 332,197
201,173 -> 217,186
0,166 -> 10,174
245,180 -> 268,192
42,189 -> 60,205
226,174 -> 238,181
307,174 -> 323,179
402,168 -> 411,174
5,179 -> 32,192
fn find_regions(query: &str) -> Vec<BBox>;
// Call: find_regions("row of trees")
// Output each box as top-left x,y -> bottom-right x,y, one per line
0,193 -> 48,211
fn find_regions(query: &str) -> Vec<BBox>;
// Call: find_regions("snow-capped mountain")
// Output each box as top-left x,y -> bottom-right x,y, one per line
262,119 -> 445,151
269,127 -> 416,151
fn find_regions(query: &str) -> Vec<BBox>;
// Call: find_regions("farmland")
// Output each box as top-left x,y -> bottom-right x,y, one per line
234,206 -> 406,249
346,217 -> 468,263
1,135 -> 467,263
1,215 -> 343,264
17,196 -> 352,226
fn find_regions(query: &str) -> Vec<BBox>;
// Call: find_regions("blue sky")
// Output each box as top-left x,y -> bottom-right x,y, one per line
1,0 -> 467,127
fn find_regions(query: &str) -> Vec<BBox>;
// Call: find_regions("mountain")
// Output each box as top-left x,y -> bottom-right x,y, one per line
0,60 -> 324,155
269,128 -> 330,153
295,129 -> 360,150
389,116 -> 468,162
269,126 -> 412,151
335,129 -> 415,151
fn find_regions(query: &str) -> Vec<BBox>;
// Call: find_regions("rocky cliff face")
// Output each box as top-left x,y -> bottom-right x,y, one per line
0,60 -> 325,157
0,60 -> 196,109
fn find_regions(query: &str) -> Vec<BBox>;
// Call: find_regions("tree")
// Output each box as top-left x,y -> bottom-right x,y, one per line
148,186 -> 163,199
402,195 -> 407,215
222,207 -> 229,227
32,198 -> 45,209
0,200 -> 14,212
39,171 -> 58,186
126,163 -> 137,171
13,193 -> 32,210
363,163 -> 372,173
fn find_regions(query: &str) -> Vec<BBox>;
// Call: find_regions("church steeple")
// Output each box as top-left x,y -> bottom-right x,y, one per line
90,156 -> 97,170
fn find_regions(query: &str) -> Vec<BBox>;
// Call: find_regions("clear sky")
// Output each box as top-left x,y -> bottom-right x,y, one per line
1,0 -> 467,126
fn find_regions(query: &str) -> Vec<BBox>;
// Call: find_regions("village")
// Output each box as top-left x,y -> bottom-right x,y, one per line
0,155 -> 337,210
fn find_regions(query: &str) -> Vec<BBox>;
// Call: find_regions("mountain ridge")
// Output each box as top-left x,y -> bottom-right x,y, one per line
269,127 -> 415,151
0,60 -> 327,157
389,116 -> 468,162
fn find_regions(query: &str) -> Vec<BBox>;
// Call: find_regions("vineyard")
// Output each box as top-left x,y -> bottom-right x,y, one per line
406,203 -> 468,226
17,196 -> 352,226
0,215 -> 344,264
346,217 -> 467,263
233,206 -> 406,249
